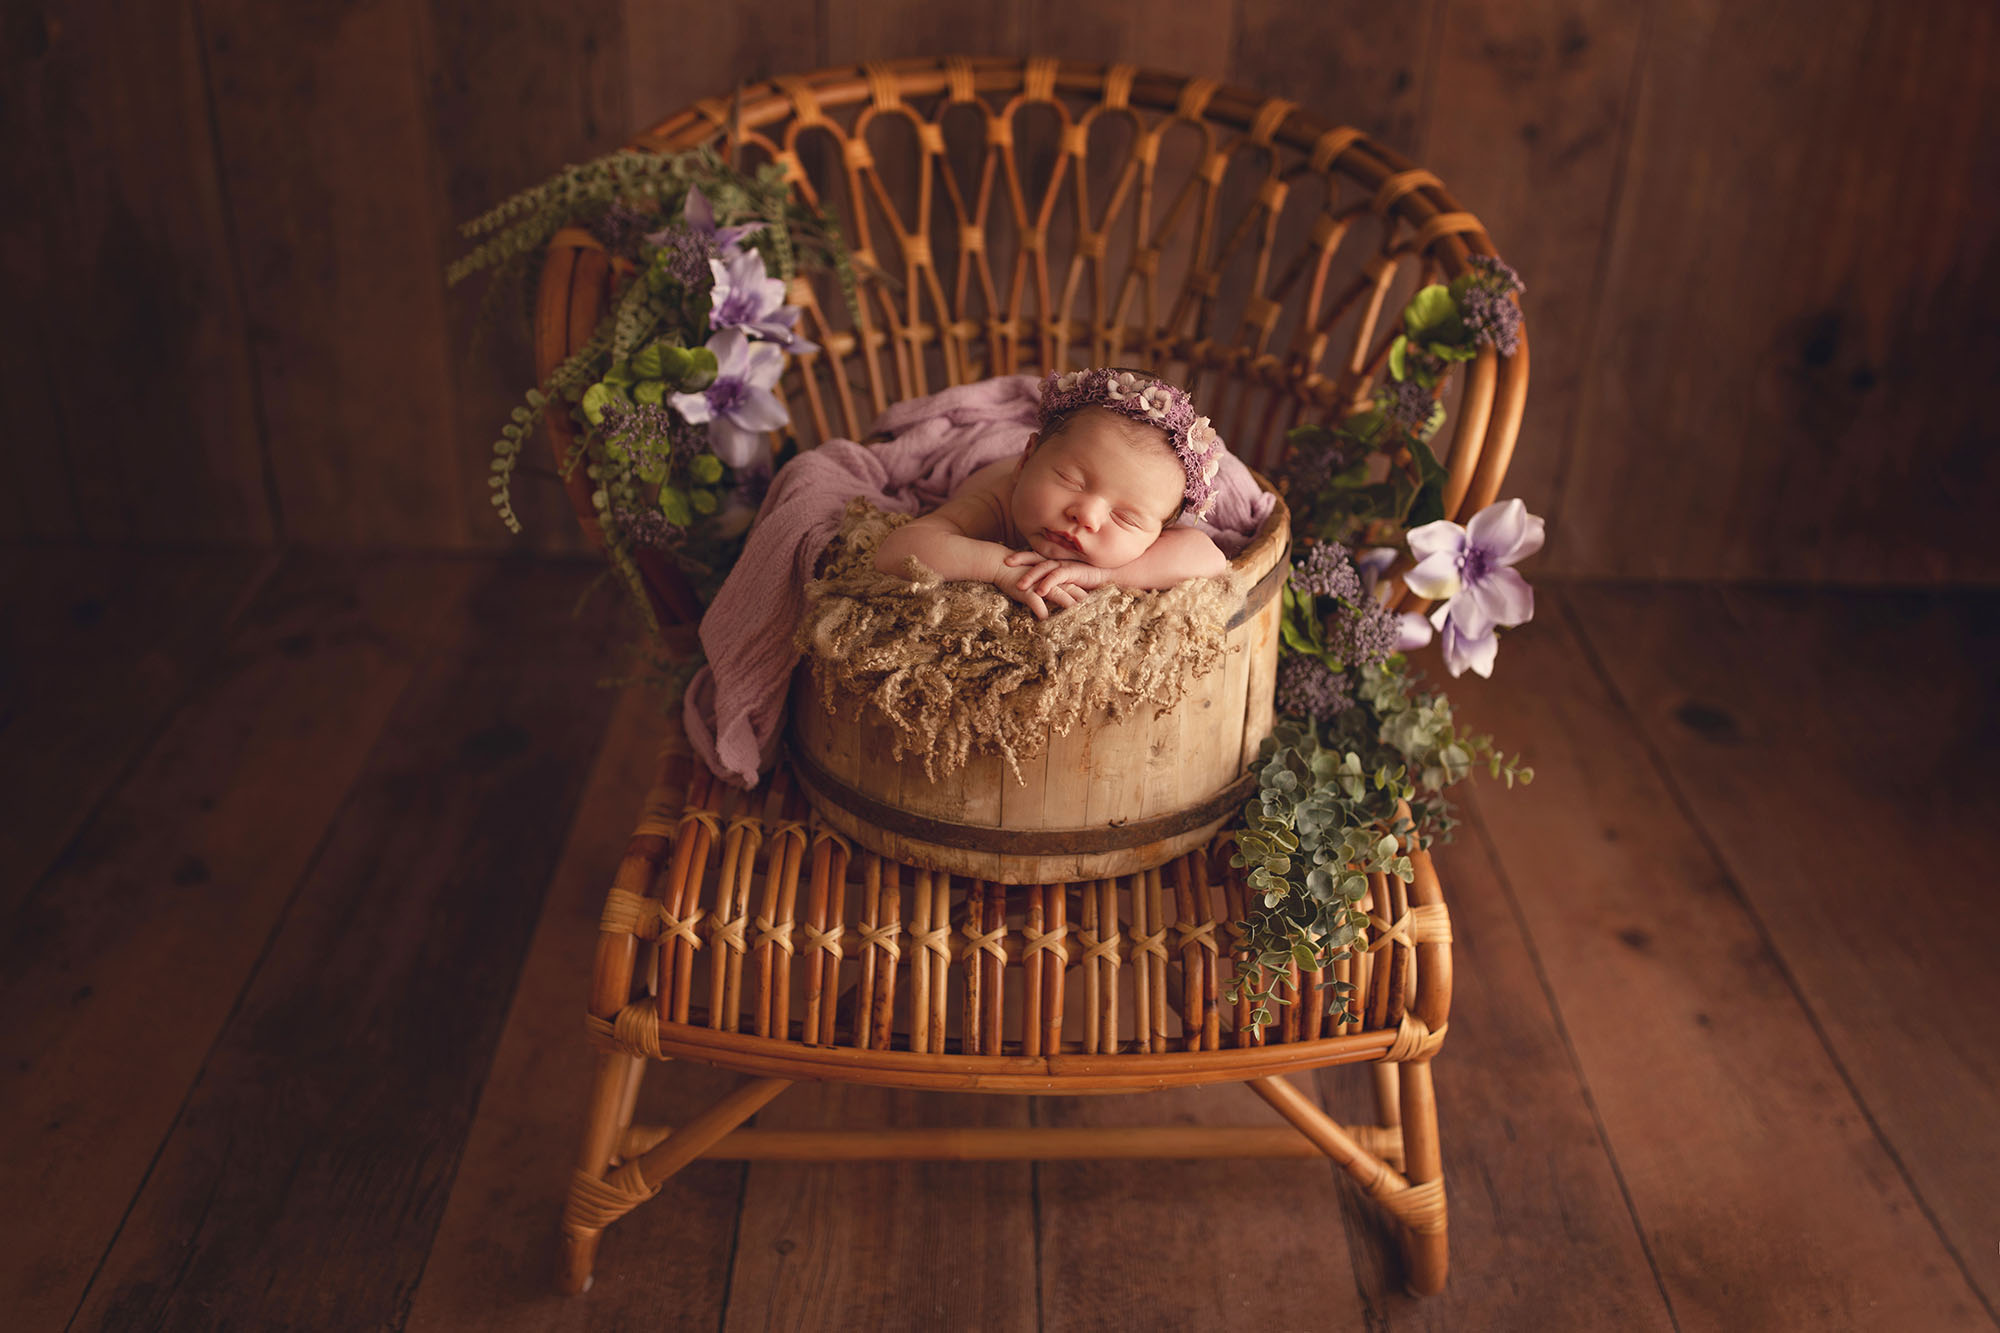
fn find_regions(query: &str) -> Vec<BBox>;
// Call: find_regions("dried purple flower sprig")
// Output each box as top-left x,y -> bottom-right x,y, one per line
1277,654 -> 1354,720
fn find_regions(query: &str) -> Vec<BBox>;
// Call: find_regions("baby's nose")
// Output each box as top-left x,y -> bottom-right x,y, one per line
1068,495 -> 1105,528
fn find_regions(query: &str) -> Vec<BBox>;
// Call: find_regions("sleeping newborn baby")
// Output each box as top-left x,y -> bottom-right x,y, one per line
873,367 -> 1231,618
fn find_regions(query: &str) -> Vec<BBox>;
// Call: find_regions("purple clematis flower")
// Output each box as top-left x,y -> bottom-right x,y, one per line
1355,546 -> 1440,653
707,247 -> 816,353
669,328 -> 790,468
685,183 -> 765,252
1403,498 -> 1545,677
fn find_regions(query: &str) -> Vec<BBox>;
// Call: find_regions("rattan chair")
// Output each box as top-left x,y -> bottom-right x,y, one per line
536,55 -> 1529,1298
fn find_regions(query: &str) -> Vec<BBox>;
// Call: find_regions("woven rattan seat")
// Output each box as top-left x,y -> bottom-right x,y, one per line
544,55 -> 1528,1299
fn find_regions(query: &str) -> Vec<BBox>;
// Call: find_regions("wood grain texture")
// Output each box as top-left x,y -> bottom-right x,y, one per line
1233,0 -> 1440,151
199,0 -> 468,547
1568,582 -> 2000,1313
407,685 -> 751,1328
1034,1080 -> 1375,1327
623,0 -> 820,131
1022,0 -> 1236,81
1437,591 -> 1991,1330
419,0 -> 627,553
725,1084 -> 1038,1333
0,546 -> 274,917
823,0 -> 1026,66
66,557 -> 624,1330
1556,0 -> 2000,581
0,5 -> 82,541
0,551 -> 473,1330
1,0 -> 271,543
1417,0 -> 1644,564
1316,833 -> 1672,1327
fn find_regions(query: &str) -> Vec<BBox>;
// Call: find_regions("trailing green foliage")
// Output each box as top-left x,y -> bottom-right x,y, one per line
1225,721 -> 1411,1032
1232,657 -> 1532,1030
450,143 -> 862,639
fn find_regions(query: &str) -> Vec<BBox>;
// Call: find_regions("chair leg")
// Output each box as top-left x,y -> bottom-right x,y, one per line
1396,1058 -> 1449,1296
561,1050 -> 648,1294
561,1072 -> 791,1295
1371,1061 -> 1402,1129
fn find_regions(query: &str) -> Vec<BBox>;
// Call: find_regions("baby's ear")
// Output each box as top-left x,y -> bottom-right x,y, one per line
1021,431 -> 1042,456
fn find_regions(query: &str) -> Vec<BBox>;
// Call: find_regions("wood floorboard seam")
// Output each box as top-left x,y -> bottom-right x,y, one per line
716,1159 -> 752,1333
1553,590 -> 2000,1328
187,0 -> 286,545
14,548 -> 286,915
1028,1099 -> 1045,1333
1459,790 -> 1684,1333
59,689 -> 377,1333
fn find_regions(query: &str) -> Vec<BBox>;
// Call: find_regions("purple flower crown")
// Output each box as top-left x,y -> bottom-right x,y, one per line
1037,368 -> 1228,519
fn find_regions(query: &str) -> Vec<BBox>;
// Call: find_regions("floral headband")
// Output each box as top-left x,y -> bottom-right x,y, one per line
1039,368 -> 1228,519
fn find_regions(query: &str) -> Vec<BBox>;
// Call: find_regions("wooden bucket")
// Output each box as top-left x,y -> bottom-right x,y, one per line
788,487 -> 1290,884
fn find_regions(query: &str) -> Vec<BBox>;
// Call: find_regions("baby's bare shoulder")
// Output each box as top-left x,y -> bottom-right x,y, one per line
918,459 -> 1013,539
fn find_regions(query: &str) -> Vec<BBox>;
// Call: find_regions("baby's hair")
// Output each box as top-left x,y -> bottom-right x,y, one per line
1038,366 -> 1195,522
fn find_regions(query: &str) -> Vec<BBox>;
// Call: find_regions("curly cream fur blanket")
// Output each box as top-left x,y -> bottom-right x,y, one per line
795,500 -> 1245,782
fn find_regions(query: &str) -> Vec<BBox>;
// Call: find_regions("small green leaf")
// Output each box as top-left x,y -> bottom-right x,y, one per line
581,382 -> 614,426
690,452 -> 724,484
659,487 -> 693,526
1402,284 -> 1457,339
659,344 -> 696,385
682,347 -> 719,390
633,379 -> 667,406
1388,334 -> 1408,382
690,487 -> 719,515
630,344 -> 664,380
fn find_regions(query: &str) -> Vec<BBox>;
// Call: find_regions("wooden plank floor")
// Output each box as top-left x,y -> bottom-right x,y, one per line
3,548 -> 1995,1332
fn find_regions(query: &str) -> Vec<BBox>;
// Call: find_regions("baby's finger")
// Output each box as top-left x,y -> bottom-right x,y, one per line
1048,585 -> 1079,609
1002,549 -> 1041,567
1022,560 -> 1061,592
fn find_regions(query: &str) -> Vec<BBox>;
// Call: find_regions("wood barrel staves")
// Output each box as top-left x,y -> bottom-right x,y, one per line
789,487 -> 1290,884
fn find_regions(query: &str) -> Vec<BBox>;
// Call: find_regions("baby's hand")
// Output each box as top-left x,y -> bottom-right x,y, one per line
992,562 -> 1054,619
1001,551 -> 1108,610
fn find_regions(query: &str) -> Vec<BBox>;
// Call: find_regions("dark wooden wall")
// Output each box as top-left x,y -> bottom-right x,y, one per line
4,0 -> 1996,580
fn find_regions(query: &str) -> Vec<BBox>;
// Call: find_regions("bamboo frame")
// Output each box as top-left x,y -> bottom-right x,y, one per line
550,55 -> 1520,1304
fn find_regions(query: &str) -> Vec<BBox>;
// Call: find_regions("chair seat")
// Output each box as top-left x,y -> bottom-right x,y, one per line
583,727 -> 1452,1096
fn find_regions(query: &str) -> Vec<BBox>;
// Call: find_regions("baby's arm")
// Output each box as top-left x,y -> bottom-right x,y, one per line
1007,526 -> 1228,598
873,463 -> 1060,617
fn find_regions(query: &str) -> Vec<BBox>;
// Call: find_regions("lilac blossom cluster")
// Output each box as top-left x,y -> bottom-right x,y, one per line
647,222 -> 723,291
1382,376 -> 1439,433
1289,540 -> 1362,603
600,401 -> 704,474
1459,255 -> 1526,358
1278,431 -> 1358,495
611,504 -> 686,550
589,201 -> 653,259
1324,594 -> 1401,670
1277,654 -> 1354,721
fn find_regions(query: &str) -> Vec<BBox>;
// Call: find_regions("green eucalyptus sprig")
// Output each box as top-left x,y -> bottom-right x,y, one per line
1333,654 -> 1533,848
1225,720 -> 1415,1031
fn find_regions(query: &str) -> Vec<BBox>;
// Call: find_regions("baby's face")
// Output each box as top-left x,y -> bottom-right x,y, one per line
1011,408 -> 1187,568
